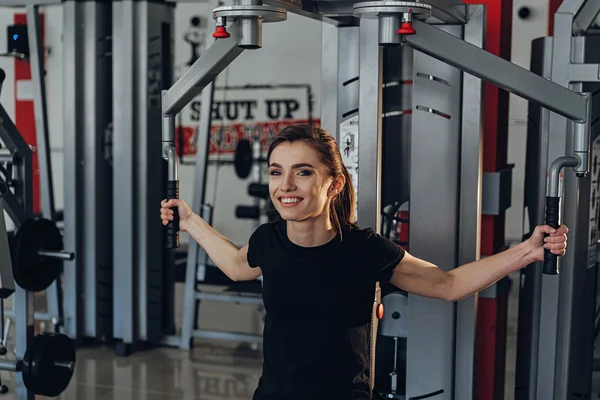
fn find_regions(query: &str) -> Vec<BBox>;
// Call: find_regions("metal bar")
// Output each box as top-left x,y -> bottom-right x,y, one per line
356,17 -> 382,229
536,8 -> 581,398
454,6 -> 484,399
572,0 -> 600,34
0,104 -> 31,161
0,360 -> 17,372
14,286 -> 34,399
320,23 -> 339,137
0,190 -> 26,227
551,33 -> 591,400
568,63 -> 600,83
181,84 -> 215,350
404,20 -> 587,122
195,292 -> 263,305
162,23 -> 244,116
427,3 -> 468,24
193,329 -> 263,343
407,23 -> 464,400
26,5 -> 55,221
62,0 -> 84,341
112,0 -> 137,345
0,198 -> 15,298
3,309 -> 53,321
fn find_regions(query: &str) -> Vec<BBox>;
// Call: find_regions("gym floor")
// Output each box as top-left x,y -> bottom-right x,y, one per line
0,274 -> 598,400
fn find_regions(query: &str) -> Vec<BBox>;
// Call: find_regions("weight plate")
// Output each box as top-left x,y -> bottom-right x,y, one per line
23,333 -> 75,397
11,218 -> 63,292
234,139 -> 253,179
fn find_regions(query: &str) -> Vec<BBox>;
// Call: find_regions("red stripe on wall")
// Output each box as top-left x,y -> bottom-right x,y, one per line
14,13 -> 45,214
548,0 -> 563,35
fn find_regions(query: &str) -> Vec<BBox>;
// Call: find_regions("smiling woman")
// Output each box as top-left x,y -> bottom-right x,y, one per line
266,125 -> 355,245
159,124 -> 569,400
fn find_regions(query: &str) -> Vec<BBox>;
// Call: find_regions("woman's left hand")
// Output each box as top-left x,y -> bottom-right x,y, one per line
527,224 -> 569,262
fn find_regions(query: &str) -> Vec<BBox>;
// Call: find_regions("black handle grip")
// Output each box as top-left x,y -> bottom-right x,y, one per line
543,196 -> 560,275
166,180 -> 180,249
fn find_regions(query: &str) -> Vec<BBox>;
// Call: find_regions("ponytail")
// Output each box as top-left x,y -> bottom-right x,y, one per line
330,164 -> 355,235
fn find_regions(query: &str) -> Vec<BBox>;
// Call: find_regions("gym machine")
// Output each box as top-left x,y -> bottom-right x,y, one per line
517,1 -> 600,399
159,1 -> 594,399
0,63 -> 76,399
0,3 -> 66,333
111,0 -> 177,355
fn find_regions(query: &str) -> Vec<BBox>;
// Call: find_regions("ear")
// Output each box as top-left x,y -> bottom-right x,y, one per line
328,174 -> 346,196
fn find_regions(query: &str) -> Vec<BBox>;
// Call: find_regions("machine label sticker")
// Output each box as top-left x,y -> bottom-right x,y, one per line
340,115 -> 359,221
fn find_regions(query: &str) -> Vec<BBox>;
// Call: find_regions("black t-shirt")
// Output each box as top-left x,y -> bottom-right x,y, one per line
247,219 -> 405,400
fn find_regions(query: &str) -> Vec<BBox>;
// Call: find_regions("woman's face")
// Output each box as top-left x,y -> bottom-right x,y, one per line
268,141 -> 338,223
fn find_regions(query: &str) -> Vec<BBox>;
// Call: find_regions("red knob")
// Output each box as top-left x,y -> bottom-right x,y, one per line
397,22 -> 416,35
213,26 -> 230,39
376,303 -> 384,320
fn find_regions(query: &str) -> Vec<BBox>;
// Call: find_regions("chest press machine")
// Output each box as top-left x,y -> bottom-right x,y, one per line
161,0 -> 595,399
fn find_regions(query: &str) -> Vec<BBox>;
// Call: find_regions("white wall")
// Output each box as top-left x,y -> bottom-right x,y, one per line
0,1 -> 555,244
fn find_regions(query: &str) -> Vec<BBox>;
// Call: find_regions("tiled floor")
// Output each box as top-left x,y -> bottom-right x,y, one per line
0,275 -> 597,399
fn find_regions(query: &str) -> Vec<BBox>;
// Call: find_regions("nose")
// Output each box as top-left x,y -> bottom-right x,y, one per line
280,171 -> 296,192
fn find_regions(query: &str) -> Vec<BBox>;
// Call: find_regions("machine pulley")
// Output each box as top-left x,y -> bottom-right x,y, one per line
353,1 -> 432,45
10,217 -> 75,292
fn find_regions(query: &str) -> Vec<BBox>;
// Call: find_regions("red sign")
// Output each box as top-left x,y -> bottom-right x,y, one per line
176,119 -> 321,157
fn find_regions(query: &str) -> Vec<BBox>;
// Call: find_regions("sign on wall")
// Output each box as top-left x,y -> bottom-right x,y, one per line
175,85 -> 320,162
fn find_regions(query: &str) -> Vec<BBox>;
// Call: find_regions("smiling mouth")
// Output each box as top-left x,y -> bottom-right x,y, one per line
279,197 -> 303,206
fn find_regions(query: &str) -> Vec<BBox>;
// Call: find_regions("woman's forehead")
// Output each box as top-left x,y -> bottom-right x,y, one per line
270,142 -> 322,165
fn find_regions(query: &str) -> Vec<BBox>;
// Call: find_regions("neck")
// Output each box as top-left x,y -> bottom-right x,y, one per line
286,213 -> 337,247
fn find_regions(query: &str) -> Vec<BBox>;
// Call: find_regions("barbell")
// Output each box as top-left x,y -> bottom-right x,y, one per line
0,332 -> 76,397
10,217 -> 74,292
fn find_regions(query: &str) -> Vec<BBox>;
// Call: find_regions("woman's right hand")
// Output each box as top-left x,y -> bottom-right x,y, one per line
160,199 -> 193,232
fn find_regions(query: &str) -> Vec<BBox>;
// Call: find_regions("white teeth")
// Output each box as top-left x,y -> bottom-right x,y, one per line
281,198 -> 301,204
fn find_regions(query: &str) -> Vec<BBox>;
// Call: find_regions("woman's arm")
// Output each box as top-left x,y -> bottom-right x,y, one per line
389,224 -> 568,301
161,199 -> 262,282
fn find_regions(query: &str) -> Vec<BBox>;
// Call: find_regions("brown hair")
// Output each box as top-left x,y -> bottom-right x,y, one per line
266,124 -> 356,234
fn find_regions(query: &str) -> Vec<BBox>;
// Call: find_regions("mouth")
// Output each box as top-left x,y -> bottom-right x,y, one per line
278,196 -> 303,207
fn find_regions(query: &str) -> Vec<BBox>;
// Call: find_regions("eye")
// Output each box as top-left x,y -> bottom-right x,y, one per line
269,169 -> 281,176
298,170 -> 312,176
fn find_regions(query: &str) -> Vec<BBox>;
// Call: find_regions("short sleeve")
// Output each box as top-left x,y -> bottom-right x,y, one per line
364,229 -> 405,282
246,223 -> 270,268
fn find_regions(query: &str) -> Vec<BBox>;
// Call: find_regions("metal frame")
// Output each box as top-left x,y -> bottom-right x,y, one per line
112,0 -> 175,353
454,5 -> 484,398
534,1 -> 600,399
356,17 -> 382,230
406,21 -> 464,399
62,0 -> 114,343
0,60 -> 36,400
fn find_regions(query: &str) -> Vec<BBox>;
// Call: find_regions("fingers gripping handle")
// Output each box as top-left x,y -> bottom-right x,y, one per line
543,196 -> 560,275
166,180 -> 180,249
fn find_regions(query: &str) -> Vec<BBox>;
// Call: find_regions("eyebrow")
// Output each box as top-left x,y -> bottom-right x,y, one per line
269,162 -> 315,169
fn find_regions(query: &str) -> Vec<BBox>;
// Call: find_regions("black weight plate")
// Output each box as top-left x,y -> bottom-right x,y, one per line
12,218 -> 63,292
23,333 -> 75,397
22,332 -> 45,395
234,139 -> 253,179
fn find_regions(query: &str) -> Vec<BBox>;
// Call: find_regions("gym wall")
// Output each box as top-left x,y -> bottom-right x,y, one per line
0,0 -> 567,244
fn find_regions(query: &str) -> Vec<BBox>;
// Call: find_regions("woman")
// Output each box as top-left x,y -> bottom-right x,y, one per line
160,124 -> 568,400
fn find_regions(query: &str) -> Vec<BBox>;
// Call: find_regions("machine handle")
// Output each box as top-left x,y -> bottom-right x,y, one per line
166,180 -> 180,249
543,196 -> 560,275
